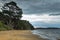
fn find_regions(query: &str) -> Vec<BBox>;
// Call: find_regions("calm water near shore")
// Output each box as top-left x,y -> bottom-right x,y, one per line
32,29 -> 60,40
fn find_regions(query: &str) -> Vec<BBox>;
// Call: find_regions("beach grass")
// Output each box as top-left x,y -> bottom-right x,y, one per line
0,30 -> 44,40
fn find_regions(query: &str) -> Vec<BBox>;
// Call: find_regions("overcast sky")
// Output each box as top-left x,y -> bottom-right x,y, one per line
0,0 -> 60,28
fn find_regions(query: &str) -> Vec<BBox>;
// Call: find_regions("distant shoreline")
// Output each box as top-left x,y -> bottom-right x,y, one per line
34,28 -> 60,30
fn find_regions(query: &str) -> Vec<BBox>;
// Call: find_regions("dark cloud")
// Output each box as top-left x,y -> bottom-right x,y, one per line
25,2 -> 60,15
49,13 -> 60,16
1,0 -> 60,15
2,0 -> 6,1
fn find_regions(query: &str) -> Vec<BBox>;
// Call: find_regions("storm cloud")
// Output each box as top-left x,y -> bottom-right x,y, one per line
0,0 -> 60,15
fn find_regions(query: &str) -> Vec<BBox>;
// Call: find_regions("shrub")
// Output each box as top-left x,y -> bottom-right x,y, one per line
0,21 -> 13,31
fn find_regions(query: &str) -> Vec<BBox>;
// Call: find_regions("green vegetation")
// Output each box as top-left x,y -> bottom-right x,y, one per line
14,20 -> 34,30
0,21 -> 12,31
0,1 -> 34,30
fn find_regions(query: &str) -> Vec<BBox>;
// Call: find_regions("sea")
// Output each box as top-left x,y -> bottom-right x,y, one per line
31,29 -> 60,40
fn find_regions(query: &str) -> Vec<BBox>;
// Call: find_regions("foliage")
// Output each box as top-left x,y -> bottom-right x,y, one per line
2,1 -> 22,19
13,20 -> 34,30
1,1 -> 23,28
0,21 -> 12,31
0,1 -> 34,30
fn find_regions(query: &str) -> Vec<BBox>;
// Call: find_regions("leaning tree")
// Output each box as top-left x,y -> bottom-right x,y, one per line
1,1 -> 23,28
2,1 -> 23,19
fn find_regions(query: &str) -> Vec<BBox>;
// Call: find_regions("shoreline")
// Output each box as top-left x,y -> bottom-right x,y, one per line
0,30 -> 44,40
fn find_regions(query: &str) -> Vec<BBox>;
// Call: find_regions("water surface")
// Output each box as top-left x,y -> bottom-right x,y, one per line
32,29 -> 60,40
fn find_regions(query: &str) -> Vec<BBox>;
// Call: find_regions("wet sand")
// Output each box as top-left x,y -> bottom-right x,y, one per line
0,30 -> 44,40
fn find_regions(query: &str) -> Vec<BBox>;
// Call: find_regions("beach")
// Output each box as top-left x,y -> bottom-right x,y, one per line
0,30 -> 44,40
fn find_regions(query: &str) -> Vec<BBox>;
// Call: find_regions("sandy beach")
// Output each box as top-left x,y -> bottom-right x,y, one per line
0,30 -> 44,40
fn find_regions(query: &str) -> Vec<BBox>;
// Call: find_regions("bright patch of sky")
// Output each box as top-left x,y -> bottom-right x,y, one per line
21,14 -> 60,28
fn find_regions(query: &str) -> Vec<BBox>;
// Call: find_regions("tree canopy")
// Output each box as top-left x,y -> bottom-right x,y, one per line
2,1 -> 23,19
0,1 -> 34,30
